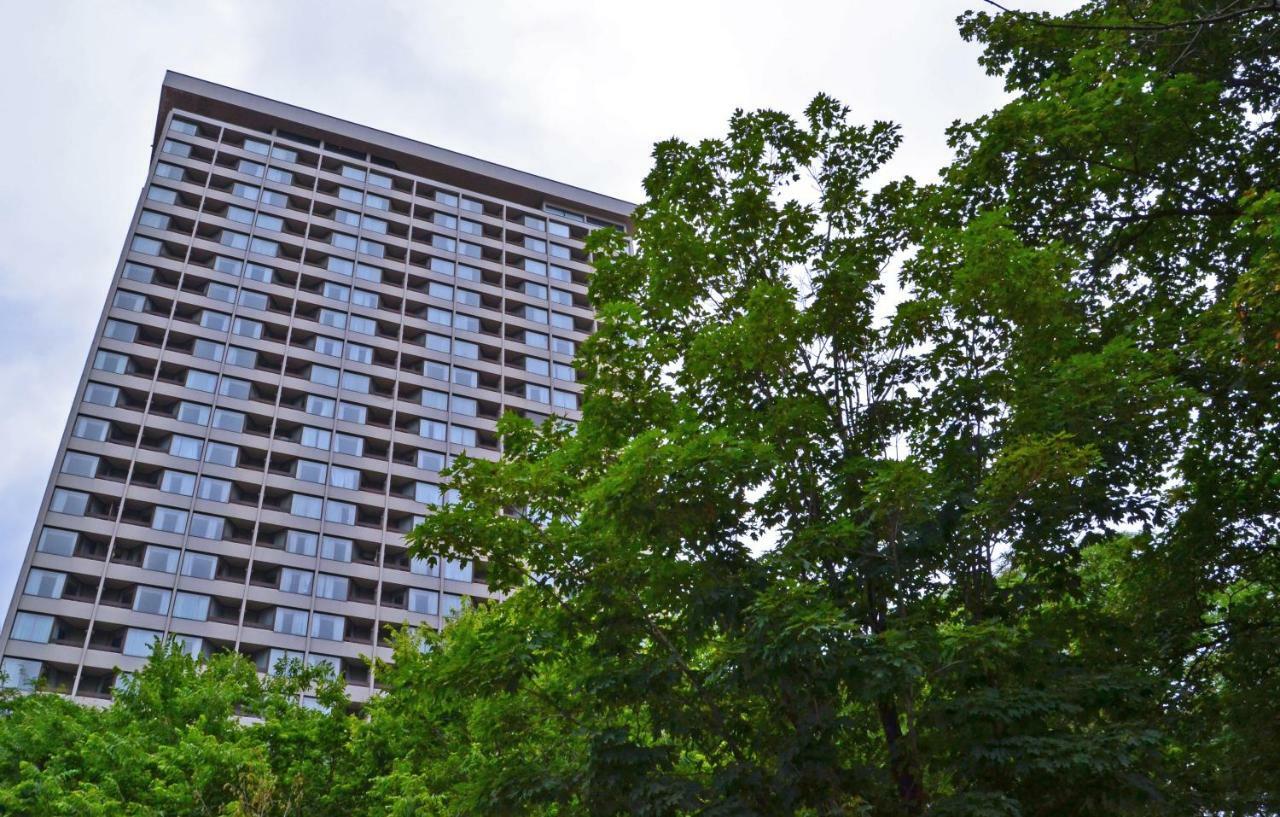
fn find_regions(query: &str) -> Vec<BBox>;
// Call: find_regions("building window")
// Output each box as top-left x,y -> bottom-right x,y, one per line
169,434 -> 204,459
324,500 -> 357,526
94,350 -> 130,374
11,612 -> 55,643
329,466 -> 360,490
37,528 -> 78,557
50,489 -> 89,516
189,514 -> 225,540
273,608 -> 309,636
300,427 -> 331,449
182,552 -> 217,580
290,494 -> 323,519
315,574 -> 348,601
123,628 -> 162,657
25,569 -> 66,599
310,613 -> 344,642
172,592 -> 210,621
445,559 -> 473,582
143,545 -> 180,573
73,415 -> 110,441
84,382 -> 120,407
284,530 -> 318,557
408,588 -> 438,615
60,451 -> 100,478
280,568 -> 313,595
160,469 -> 197,496
151,506 -> 188,534
321,536 -> 352,562
197,477 -> 232,502
205,442 -> 239,467
133,586 -> 172,615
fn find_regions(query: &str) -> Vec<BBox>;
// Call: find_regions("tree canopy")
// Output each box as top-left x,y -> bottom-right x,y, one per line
3,1 -> 1277,814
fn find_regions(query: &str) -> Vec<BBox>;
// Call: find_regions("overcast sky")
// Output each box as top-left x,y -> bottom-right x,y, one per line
0,0 -> 1074,615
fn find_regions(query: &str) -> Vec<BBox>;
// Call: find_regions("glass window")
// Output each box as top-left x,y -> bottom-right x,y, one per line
162,139 -> 192,158
37,528 -> 78,557
435,190 -> 459,207
243,138 -> 270,156
143,545 -> 180,573
284,530 -> 317,557
554,363 -> 576,382
1,657 -> 42,691
310,365 -> 339,387
337,186 -> 362,204
525,357 -> 550,376
113,290 -> 147,312
232,315 -> 262,338
459,219 -> 482,236
337,402 -> 367,423
323,281 -> 350,302
11,612 -> 54,643
193,338 -> 225,361
123,628 -> 162,657
94,350 -> 130,374
73,415 -> 110,441
367,171 -> 392,190
429,282 -> 453,301
138,210 -> 170,230
25,569 -> 66,599
450,425 -> 477,446
451,395 -> 477,416
554,390 -> 579,410
245,263 -> 273,284
310,613 -> 344,641
296,460 -> 327,484
441,593 -> 464,619
239,290 -> 269,310
300,427 -> 331,449
176,401 -> 211,425
421,389 -> 448,411
238,159 -> 265,177
524,258 -> 547,276
318,308 -> 346,329
362,215 -> 388,234
324,500 -> 357,525
551,288 -> 573,306
262,189 -> 289,208
410,555 -> 439,576
327,255 -> 354,276
219,377 -> 252,400
551,312 -> 574,330
146,186 -> 178,205
181,551 -> 217,580
321,536 -> 353,562
550,244 -> 572,259
213,408 -> 245,433
525,306 -> 549,324
416,450 -> 446,471
227,205 -> 254,225
340,165 -> 365,182
524,282 -> 548,299
83,382 -> 120,407
553,337 -> 576,356
169,434 -> 204,459
197,477 -> 232,502
457,264 -> 482,282
331,232 -> 357,251
525,330 -> 549,349
290,494 -> 323,519
424,361 -> 450,382
232,182 -> 260,201
444,558 -> 473,582
349,315 -> 376,336
184,370 -> 217,392
340,371 -> 370,393
204,442 -> 239,468
429,257 -> 454,275
50,488 -> 89,516
200,310 -> 231,331
214,256 -> 244,276
427,307 -> 451,327
524,215 -> 546,231
61,451 -> 99,478
454,339 -> 479,359
189,514 -> 224,540
329,466 -> 360,490
315,574 -> 348,601
453,368 -> 478,388
431,234 -> 456,253
219,230 -> 250,250
273,607 -> 309,636
525,383 -> 550,404
133,586 -> 171,615
419,419 -> 446,441
151,506 -> 188,534
548,221 -> 571,238
352,288 -> 378,308
172,592 -> 210,621
122,262 -> 155,283
314,336 -> 343,358
524,236 -> 547,253
550,264 -> 573,282
345,343 -> 373,365
250,237 -> 279,257
305,395 -> 335,418
280,568 -> 313,595
160,469 -> 196,496
415,482 -> 442,505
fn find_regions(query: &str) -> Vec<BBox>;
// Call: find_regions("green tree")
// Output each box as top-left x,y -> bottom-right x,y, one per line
405,2 -> 1280,815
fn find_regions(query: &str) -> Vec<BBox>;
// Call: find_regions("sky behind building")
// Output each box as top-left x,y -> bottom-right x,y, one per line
0,0 -> 1074,614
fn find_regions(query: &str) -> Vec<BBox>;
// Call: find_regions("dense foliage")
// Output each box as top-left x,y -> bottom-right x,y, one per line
3,1 -> 1277,814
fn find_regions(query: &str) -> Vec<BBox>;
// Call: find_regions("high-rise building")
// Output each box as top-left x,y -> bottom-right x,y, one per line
0,72 -> 633,703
